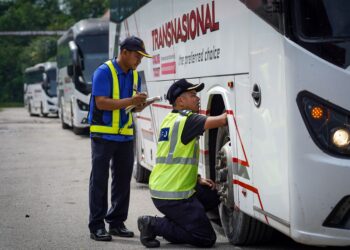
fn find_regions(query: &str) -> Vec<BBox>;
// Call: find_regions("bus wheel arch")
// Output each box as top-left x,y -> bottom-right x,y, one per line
210,95 -> 274,245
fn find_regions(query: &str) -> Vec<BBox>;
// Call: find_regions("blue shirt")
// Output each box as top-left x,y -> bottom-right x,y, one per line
88,58 -> 141,142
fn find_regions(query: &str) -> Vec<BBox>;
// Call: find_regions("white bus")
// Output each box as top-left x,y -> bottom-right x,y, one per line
57,18 -> 109,134
23,62 -> 58,117
109,0 -> 350,247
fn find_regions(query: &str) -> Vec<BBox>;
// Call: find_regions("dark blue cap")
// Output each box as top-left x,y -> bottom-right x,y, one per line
120,36 -> 152,58
166,79 -> 204,104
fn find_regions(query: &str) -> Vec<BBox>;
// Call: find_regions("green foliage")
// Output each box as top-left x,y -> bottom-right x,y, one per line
0,0 -> 109,104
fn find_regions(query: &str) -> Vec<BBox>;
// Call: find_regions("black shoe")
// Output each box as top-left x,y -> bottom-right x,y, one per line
138,216 -> 160,248
90,228 -> 112,241
109,223 -> 134,237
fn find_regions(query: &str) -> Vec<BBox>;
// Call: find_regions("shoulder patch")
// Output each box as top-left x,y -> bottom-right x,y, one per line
159,127 -> 170,141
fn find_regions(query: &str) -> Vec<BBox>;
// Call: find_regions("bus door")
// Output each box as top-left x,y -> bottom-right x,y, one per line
233,74 -> 254,216
248,5 -> 290,229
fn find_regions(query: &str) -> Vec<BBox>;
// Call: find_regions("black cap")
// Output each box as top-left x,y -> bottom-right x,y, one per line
166,79 -> 204,105
120,36 -> 152,58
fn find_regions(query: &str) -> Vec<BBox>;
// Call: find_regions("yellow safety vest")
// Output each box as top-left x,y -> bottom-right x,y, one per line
90,60 -> 138,135
149,110 -> 199,200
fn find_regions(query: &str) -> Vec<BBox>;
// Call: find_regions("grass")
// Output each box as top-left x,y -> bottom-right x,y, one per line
0,102 -> 24,108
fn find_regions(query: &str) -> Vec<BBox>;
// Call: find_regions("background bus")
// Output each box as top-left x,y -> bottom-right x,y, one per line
23,62 -> 58,117
110,0 -> 350,247
57,18 -> 109,134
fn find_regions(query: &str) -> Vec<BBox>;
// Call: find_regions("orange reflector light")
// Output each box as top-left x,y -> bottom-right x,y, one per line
311,106 -> 324,119
227,81 -> 234,88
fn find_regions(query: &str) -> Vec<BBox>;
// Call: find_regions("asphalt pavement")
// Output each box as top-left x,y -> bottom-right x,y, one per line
0,108 -> 335,250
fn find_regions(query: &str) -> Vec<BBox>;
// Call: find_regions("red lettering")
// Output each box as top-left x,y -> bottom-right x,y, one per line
205,3 -> 212,31
211,1 -> 219,31
196,5 -> 206,36
151,0 -> 220,51
189,10 -> 196,40
177,17 -> 182,42
181,14 -> 188,42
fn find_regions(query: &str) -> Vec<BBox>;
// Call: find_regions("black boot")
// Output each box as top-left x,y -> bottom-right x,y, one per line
137,216 -> 160,248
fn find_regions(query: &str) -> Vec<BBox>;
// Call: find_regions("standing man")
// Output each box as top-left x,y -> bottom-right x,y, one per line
137,79 -> 227,248
88,36 -> 152,241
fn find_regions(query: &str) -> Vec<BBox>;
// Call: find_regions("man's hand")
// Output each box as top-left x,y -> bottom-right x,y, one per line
133,97 -> 158,112
131,92 -> 147,106
198,177 -> 216,190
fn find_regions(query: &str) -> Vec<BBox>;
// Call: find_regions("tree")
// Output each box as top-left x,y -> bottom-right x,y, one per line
0,0 -> 109,105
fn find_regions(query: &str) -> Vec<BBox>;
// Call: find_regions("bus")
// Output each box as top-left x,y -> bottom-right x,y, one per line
23,62 -> 58,117
57,18 -> 109,134
109,0 -> 350,247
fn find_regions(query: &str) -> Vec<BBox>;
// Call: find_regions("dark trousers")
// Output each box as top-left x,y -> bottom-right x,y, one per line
152,184 -> 220,248
88,137 -> 134,232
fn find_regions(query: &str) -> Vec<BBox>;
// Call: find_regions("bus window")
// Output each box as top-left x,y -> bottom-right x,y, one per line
46,68 -> 57,97
241,0 -> 283,33
294,0 -> 350,40
76,34 -> 109,83
110,0 -> 150,23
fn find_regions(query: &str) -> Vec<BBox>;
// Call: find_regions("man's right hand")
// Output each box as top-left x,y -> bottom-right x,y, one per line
131,92 -> 147,106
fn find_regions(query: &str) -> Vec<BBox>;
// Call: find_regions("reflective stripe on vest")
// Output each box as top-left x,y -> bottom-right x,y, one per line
149,112 -> 199,200
90,60 -> 138,135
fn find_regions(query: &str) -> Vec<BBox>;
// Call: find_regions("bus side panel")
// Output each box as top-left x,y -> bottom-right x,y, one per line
248,11 -> 290,232
123,0 -> 250,82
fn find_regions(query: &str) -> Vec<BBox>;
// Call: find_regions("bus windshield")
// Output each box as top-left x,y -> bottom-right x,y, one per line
76,34 -> 109,83
46,68 -> 57,96
295,0 -> 350,41
25,70 -> 43,84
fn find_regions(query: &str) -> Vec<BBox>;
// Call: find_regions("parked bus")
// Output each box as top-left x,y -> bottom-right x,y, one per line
109,0 -> 350,247
57,18 -> 109,134
23,62 -> 58,117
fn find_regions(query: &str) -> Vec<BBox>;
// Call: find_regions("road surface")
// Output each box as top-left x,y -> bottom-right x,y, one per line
0,108 -> 334,249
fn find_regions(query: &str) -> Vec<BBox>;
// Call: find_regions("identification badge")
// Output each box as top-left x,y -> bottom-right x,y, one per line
159,128 -> 170,141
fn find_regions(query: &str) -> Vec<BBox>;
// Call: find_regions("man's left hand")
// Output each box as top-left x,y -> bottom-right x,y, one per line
198,177 -> 216,190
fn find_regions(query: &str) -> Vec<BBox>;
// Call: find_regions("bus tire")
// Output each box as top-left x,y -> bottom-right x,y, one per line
28,104 -> 34,117
73,126 -> 86,135
60,107 -> 69,129
133,129 -> 150,183
40,102 -> 48,117
216,126 -> 273,245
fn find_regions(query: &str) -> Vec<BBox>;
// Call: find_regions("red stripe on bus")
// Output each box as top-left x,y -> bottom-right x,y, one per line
161,61 -> 176,75
136,115 -> 152,121
232,157 -> 249,167
233,179 -> 269,224
199,110 -> 210,115
200,149 -> 209,155
226,110 -> 250,167
141,128 -> 154,135
152,103 -> 172,109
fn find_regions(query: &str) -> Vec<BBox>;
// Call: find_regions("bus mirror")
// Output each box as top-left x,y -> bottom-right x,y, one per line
42,73 -> 48,83
69,41 -> 79,65
67,65 -> 74,77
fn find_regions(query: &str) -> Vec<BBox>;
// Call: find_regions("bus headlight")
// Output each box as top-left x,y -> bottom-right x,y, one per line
332,128 -> 350,148
77,99 -> 89,111
297,91 -> 350,158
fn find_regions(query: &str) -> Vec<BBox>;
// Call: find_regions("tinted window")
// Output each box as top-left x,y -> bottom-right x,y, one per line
241,0 -> 283,32
25,70 -> 43,85
46,68 -> 57,96
110,0 -> 150,23
295,0 -> 350,39
76,34 -> 109,83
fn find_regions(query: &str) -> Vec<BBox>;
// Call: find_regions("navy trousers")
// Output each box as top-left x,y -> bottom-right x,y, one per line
152,184 -> 220,247
88,137 -> 134,232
